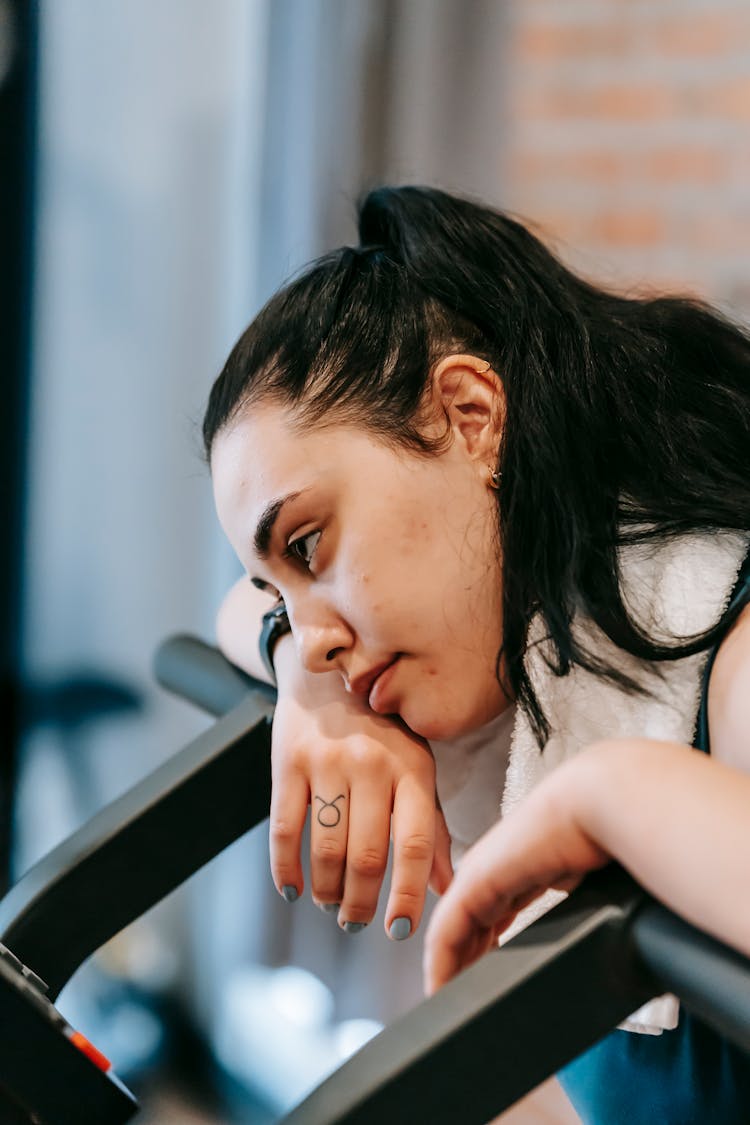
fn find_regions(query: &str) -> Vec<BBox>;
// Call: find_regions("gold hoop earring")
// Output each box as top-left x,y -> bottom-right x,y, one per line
488,468 -> 502,490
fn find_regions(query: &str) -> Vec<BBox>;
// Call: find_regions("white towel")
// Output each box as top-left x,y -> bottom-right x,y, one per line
431,706 -> 514,866
499,528 -> 750,1033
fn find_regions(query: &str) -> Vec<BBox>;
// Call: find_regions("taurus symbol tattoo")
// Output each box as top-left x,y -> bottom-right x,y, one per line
315,794 -> 346,828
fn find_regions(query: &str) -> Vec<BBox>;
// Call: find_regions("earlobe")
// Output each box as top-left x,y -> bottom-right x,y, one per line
431,353 -> 504,459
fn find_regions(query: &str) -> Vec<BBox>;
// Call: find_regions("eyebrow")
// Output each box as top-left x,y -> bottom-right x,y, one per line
253,490 -> 303,559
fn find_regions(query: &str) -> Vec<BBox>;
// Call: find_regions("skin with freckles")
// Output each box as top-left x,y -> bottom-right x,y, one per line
211,360 -> 509,743
211,356 -> 510,935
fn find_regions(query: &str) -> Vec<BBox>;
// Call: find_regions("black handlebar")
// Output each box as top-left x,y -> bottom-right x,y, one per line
0,685 -> 274,1000
153,631 -> 276,716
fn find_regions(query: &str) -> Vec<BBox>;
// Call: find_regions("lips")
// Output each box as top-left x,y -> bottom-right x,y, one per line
368,658 -> 400,713
348,659 -> 397,699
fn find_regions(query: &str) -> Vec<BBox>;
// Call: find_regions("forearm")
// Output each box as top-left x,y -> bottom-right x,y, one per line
576,740 -> 750,957
424,736 -> 750,993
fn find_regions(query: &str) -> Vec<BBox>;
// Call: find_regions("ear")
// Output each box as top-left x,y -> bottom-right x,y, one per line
431,353 -> 504,461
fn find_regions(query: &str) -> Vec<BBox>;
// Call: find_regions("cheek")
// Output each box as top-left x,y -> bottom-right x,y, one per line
345,570 -> 425,643
401,517 -> 436,560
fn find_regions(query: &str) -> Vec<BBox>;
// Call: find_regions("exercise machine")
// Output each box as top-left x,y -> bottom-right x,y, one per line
0,635 -> 748,1123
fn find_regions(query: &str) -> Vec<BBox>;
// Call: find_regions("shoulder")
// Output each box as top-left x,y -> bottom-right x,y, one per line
707,601 -> 750,770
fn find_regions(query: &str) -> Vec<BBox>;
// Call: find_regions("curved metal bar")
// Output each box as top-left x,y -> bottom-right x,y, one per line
0,689 -> 273,999
283,867 -> 658,1123
153,632 -> 275,716
632,903 -> 750,1054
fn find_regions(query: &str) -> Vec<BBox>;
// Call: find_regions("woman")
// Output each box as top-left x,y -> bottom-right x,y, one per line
204,186 -> 750,1121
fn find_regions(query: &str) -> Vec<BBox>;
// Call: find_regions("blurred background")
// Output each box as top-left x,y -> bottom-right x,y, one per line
2,1 -> 750,1122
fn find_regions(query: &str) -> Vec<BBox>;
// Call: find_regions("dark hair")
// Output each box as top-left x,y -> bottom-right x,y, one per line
204,186 -> 750,744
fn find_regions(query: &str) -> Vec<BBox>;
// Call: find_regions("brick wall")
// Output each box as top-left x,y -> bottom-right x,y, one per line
496,0 -> 750,317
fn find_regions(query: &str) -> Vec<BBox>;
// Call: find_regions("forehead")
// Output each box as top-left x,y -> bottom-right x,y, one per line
210,403 -> 373,556
211,402 -> 435,559
212,403 -> 317,513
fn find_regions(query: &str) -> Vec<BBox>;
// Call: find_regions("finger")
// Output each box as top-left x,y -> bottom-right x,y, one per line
428,804 -> 454,897
309,779 -> 350,909
384,774 -> 437,940
338,780 -> 392,932
422,830 -> 546,991
550,873 -> 584,894
423,893 -> 497,995
269,768 -> 309,902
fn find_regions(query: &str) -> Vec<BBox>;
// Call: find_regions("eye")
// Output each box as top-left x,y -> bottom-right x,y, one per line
286,530 -> 321,568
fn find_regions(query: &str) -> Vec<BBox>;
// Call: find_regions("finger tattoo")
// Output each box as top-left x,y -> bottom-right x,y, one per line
315,794 -> 345,828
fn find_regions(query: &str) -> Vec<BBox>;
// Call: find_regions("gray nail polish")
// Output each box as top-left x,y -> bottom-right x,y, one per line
282,885 -> 299,903
343,921 -> 367,934
389,917 -> 411,941
321,902 -> 340,914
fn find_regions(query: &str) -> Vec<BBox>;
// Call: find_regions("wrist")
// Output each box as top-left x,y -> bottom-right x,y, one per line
273,631 -> 298,683
572,739 -> 656,853
259,602 -> 292,684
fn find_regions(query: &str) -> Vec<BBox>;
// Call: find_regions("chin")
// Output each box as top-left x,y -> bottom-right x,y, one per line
400,707 -> 478,743
401,692 -> 508,743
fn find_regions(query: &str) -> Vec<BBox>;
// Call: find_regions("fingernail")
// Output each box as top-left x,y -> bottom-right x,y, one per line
389,917 -> 411,941
320,902 -> 340,914
342,922 -> 367,934
282,885 -> 299,903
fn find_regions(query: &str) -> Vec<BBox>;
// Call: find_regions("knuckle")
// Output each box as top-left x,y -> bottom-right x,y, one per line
271,727 -> 305,760
317,743 -> 344,770
392,887 -> 423,908
311,837 -> 345,865
349,848 -> 388,879
347,741 -> 379,771
269,818 -> 299,844
398,833 -> 433,863
411,757 -> 436,784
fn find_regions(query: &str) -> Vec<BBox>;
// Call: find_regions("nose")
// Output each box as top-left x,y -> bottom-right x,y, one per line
291,599 -> 353,676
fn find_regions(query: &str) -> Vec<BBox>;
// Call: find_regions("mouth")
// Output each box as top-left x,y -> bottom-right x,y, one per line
348,658 -> 397,700
367,657 -> 401,713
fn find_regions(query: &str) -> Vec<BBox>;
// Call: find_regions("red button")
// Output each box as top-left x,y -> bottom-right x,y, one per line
69,1030 -> 111,1072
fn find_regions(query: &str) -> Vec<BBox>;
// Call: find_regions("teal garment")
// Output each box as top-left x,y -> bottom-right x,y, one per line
559,1011 -> 750,1125
558,550 -> 750,1125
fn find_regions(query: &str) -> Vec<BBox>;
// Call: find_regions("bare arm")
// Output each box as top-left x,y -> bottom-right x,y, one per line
216,575 -> 277,682
424,605 -> 750,992
425,739 -> 750,993
584,739 -> 750,952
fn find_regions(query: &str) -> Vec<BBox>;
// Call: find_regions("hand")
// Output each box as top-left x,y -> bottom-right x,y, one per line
270,635 -> 454,939
423,755 -> 610,993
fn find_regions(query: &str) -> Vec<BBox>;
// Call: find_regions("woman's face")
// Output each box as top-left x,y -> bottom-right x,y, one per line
211,374 -> 509,740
